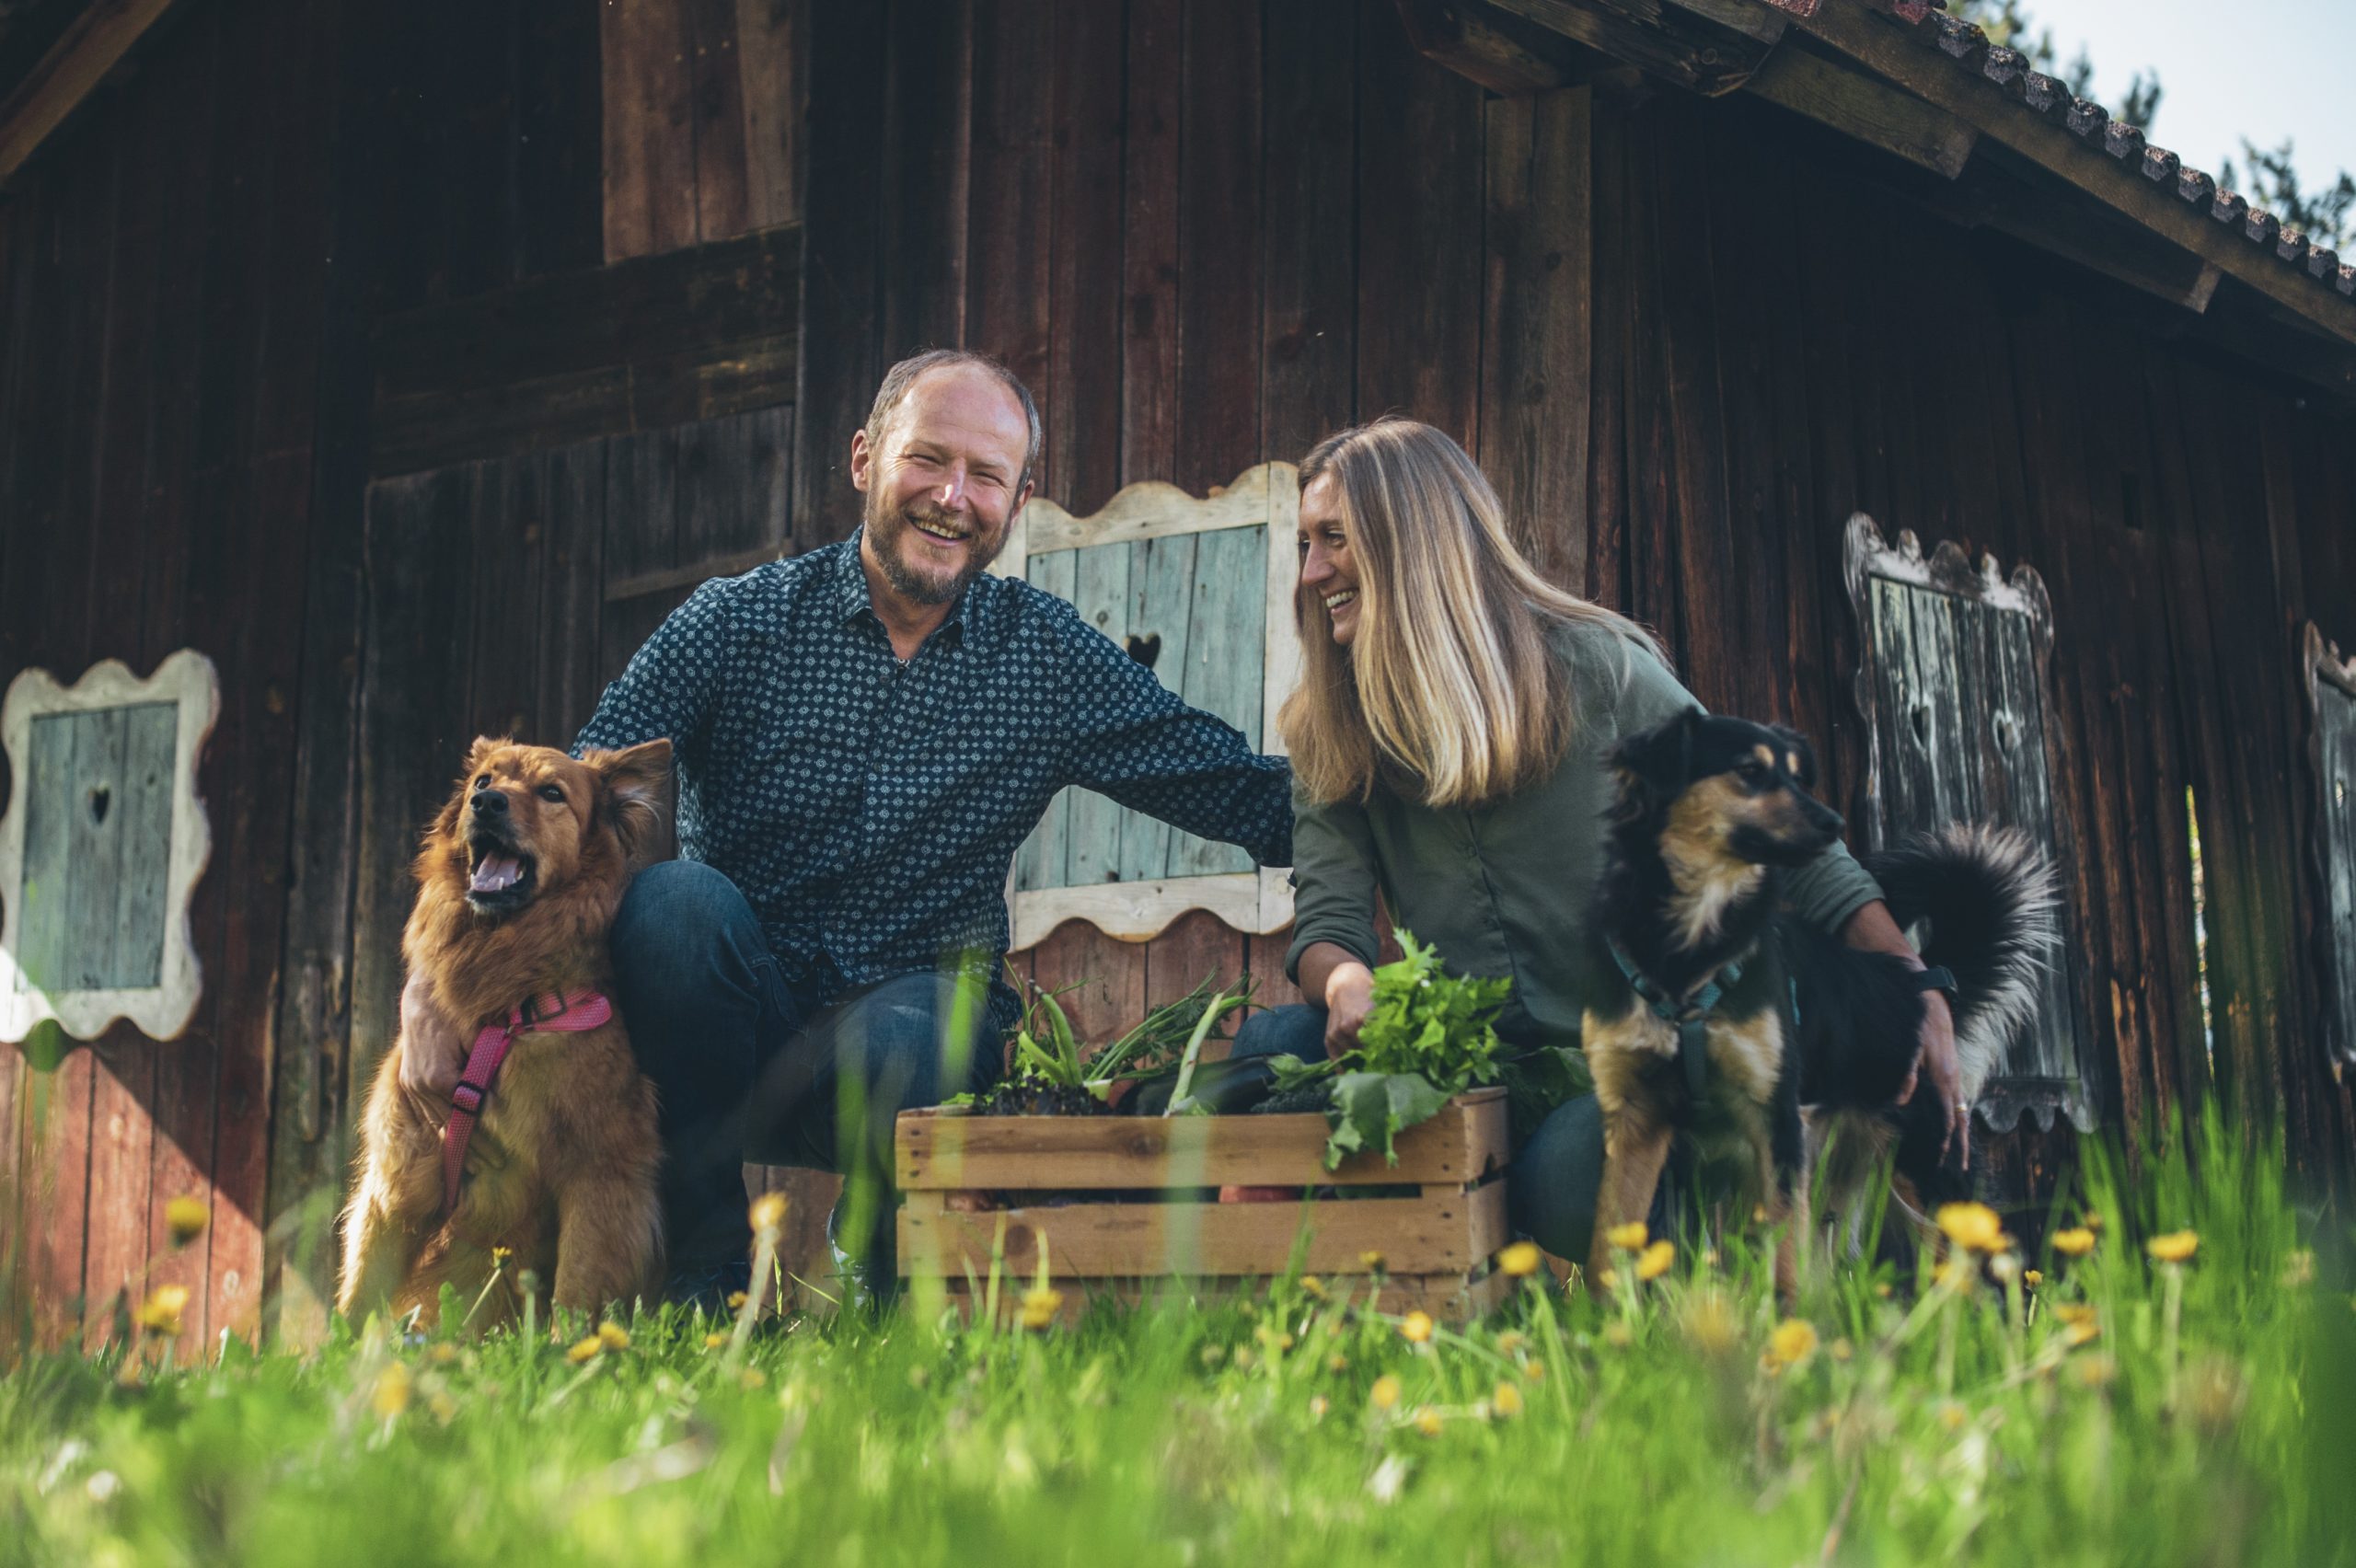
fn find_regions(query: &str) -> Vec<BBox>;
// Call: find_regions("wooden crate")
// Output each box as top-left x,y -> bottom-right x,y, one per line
895,1086 -> 1514,1323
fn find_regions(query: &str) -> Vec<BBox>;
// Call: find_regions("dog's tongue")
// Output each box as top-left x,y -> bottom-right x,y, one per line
470,854 -> 522,894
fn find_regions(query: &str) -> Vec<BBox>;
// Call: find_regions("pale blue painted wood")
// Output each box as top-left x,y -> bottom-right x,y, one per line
1165,525 -> 1265,877
1114,534 -> 1199,882
1064,541 -> 1134,887
1014,548 -> 1078,894
20,702 -> 177,993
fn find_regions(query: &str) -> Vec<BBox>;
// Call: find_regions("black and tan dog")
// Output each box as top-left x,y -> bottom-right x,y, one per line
1580,709 -> 2052,1296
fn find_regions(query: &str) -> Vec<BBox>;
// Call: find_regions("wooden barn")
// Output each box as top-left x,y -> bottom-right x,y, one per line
3,0 -> 2353,1349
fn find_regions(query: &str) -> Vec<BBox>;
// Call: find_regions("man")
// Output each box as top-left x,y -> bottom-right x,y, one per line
398,350 -> 1291,1291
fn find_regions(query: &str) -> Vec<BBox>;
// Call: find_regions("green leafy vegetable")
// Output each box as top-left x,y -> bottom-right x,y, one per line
1269,929 -> 1517,1168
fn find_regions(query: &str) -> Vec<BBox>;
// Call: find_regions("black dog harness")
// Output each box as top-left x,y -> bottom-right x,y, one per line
1604,936 -> 1743,1101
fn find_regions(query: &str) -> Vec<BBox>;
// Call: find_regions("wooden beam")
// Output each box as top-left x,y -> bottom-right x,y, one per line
1394,0 -> 1585,96
0,0 -> 178,187
1745,39 -> 1975,179
1789,0 -> 2356,346
1484,0 -> 1784,97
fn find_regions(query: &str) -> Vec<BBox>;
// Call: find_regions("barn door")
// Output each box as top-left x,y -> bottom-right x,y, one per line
991,465 -> 1300,951
2304,625 -> 2356,1071
1844,515 -> 2094,1135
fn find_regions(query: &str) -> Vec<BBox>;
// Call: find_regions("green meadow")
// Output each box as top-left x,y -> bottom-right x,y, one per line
4,1116 -> 2351,1568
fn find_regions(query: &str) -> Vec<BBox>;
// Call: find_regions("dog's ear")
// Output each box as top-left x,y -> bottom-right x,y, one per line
590,739 -> 675,865
1611,708 -> 1703,812
462,735 -> 508,778
1768,724 -> 1819,789
429,737 -> 508,845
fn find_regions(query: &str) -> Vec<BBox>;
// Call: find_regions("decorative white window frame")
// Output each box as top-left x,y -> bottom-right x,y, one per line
0,650 -> 219,1043
992,462 -> 1300,950
2303,622 -> 2356,1072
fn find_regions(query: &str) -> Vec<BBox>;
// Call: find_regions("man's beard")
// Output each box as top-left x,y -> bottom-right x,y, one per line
865,491 -> 1004,605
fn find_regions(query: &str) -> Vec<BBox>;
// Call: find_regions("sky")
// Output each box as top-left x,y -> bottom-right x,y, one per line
2012,0 -> 2356,193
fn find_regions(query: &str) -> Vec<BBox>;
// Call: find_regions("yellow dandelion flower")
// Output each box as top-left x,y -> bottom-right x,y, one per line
1309,1394 -> 1330,1419
1327,1352 -> 1349,1374
1299,1275 -> 1326,1299
1635,1239 -> 1676,1282
372,1361 -> 411,1419
1496,1331 -> 1529,1357
2064,1319 -> 2101,1347
1680,1291 -> 1740,1358
1523,1358 -> 1547,1382
596,1322 -> 630,1352
2051,1228 -> 2096,1258
1499,1240 -> 1543,1278
1492,1380 -> 1524,1418
1873,1281 -> 1894,1298
1414,1408 -> 1444,1437
566,1336 -> 603,1364
2023,1270 -> 2045,1289
726,1290 -> 749,1310
133,1284 -> 190,1335
1370,1374 -> 1402,1411
748,1192 -> 789,1233
428,1390 -> 459,1424
2053,1302 -> 2096,1326
1751,1205 -> 1771,1225
1597,1267 -> 1621,1291
704,1331 -> 730,1350
2147,1230 -> 2200,1264
1017,1286 -> 1064,1332
428,1343 -> 460,1366
1831,1337 -> 1854,1363
1601,1321 -> 1634,1349
1359,1250 -> 1387,1273
1604,1221 -> 1649,1251
2073,1353 -> 2116,1389
164,1196 -> 211,1248
490,1245 -> 514,1266
1232,1347 -> 1256,1371
738,1368 -> 767,1390
2083,1209 -> 2105,1232
1399,1310 -> 1435,1344
1768,1318 -> 1819,1367
1934,1400 -> 1969,1434
1200,1345 -> 1226,1368
1934,1202 -> 2004,1253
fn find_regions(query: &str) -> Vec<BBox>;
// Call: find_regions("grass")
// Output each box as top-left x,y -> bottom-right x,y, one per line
4,1114 -> 2352,1568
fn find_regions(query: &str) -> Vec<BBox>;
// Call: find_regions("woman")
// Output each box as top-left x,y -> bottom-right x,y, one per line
1232,418 -> 1959,1261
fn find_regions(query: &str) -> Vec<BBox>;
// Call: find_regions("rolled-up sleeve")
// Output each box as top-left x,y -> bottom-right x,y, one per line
1610,641 -> 1884,940
1283,788 -> 1382,982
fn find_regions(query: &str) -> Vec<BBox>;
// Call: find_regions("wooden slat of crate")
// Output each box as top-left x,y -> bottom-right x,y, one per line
938,1266 -> 1519,1329
895,1087 -> 1507,1192
900,1180 -> 1507,1279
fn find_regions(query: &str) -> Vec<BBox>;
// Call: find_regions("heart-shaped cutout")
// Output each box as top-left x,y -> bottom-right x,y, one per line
1125,632 -> 1162,670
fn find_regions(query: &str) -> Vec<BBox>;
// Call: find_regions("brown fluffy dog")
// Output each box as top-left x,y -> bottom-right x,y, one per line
337,735 -> 671,1329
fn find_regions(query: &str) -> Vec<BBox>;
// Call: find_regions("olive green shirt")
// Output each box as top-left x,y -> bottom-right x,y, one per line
1285,619 -> 1884,1049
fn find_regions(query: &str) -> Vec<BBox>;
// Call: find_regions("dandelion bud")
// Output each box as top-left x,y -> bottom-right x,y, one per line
596,1322 -> 629,1352
2146,1230 -> 2200,1264
565,1336 -> 603,1364
1414,1408 -> 1443,1437
1399,1310 -> 1435,1345
1369,1374 -> 1402,1411
133,1285 -> 191,1336
1492,1380 -> 1523,1418
1498,1241 -> 1542,1278
372,1362 -> 412,1419
1635,1239 -> 1676,1282
164,1196 -> 211,1249
1603,1222 -> 1648,1252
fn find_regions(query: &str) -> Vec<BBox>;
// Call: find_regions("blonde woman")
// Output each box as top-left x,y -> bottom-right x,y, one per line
1230,419 -> 1960,1260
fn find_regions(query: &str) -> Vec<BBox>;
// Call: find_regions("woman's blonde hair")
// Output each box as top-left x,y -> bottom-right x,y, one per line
1280,418 -> 1664,808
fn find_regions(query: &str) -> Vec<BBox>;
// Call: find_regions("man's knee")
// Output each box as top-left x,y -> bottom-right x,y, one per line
832,977 -> 992,1101
1231,1003 -> 1326,1066
611,859 -> 764,1002
1507,1093 -> 1604,1262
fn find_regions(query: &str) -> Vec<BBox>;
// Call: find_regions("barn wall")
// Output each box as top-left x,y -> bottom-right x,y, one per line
788,6 -> 2356,1200
0,0 -> 346,1349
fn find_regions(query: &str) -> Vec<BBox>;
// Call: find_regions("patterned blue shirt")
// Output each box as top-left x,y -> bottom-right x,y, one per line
575,532 -> 1292,1014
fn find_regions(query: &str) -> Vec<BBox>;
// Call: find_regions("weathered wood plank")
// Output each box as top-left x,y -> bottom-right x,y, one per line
1024,921 -> 1148,1051
601,0 -> 699,262
937,1262 -> 1516,1326
1114,535 -> 1197,882
1064,542 -> 1133,890
964,0 -> 1053,419
1173,0 -> 1262,495
1165,526 -> 1263,879
1040,0 -> 1125,514
1261,0 -> 1358,467
897,1090 -> 1508,1191
903,1182 -> 1509,1278
1120,0 -> 1183,487
1013,548 -> 1076,894
685,0 -> 752,244
733,0 -> 801,232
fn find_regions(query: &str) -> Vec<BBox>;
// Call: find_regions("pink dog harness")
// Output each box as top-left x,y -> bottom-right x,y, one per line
443,990 -> 615,1215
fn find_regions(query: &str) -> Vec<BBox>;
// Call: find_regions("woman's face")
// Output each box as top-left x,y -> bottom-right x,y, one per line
1297,473 -> 1362,647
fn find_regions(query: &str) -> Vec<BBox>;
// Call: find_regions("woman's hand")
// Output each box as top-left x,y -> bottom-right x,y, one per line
396,970 -> 467,1113
1322,961 -> 1375,1059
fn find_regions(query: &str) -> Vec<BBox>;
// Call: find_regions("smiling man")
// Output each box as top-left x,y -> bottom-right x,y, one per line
400,350 -> 1292,1297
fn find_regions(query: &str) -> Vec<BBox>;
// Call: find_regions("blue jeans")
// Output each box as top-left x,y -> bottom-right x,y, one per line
1230,1004 -> 1604,1263
608,860 -> 1002,1272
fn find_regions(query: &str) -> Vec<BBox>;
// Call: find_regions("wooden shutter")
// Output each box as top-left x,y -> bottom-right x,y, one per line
995,465 -> 1299,950
2304,625 -> 2356,1070
1844,514 -> 2093,1134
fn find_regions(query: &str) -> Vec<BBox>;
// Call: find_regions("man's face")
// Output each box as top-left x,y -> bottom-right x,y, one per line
850,365 -> 1034,607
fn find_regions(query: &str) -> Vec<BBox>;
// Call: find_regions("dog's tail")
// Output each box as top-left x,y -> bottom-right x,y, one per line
1865,824 -> 2059,1101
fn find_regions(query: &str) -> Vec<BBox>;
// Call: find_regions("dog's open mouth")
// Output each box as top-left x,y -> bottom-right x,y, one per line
466,837 -> 537,910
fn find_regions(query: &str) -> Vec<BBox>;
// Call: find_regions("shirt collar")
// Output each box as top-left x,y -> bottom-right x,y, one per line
835,527 -> 976,641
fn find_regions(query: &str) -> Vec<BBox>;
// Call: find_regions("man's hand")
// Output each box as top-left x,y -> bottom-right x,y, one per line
396,970 -> 468,1114
1322,961 -> 1375,1060
1896,990 -> 1969,1169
